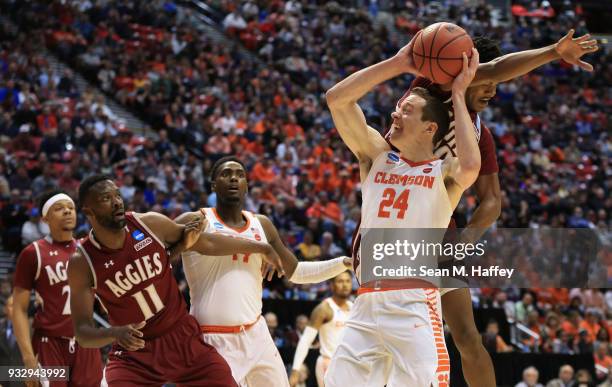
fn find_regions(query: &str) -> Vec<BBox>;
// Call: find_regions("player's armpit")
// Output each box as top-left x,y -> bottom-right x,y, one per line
68,251 -> 116,348
442,158 -> 470,210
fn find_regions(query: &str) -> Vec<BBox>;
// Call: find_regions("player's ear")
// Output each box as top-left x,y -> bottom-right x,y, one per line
427,121 -> 438,135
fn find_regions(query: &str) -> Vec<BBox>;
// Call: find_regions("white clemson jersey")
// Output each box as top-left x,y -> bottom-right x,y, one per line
182,208 -> 266,326
319,298 -> 353,358
354,151 -> 453,285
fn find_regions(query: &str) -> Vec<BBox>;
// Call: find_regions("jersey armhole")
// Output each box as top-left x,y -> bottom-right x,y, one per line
77,245 -> 98,289
33,241 -> 42,281
361,151 -> 390,189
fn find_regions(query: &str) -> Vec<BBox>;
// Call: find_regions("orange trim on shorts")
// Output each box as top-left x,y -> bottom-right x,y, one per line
357,279 -> 438,295
200,316 -> 260,334
424,289 -> 450,387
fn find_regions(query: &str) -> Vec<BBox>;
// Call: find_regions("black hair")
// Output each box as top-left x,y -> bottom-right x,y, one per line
209,156 -> 247,182
78,174 -> 113,207
409,87 -> 451,145
473,36 -> 503,63
37,188 -> 71,215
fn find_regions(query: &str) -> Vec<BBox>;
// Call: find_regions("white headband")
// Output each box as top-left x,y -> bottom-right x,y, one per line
42,193 -> 75,217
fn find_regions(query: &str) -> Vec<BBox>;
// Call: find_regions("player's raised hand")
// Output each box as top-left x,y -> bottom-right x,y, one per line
113,321 -> 146,351
183,216 -> 206,250
452,48 -> 479,94
394,30 -> 424,76
554,29 -> 599,72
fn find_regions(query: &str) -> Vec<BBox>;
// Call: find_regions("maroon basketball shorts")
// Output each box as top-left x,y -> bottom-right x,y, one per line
104,314 -> 237,386
32,331 -> 103,387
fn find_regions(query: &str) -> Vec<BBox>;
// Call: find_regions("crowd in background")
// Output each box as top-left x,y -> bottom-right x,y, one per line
0,0 -> 610,384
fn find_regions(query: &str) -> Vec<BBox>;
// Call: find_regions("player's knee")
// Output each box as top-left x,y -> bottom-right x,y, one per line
453,325 -> 483,355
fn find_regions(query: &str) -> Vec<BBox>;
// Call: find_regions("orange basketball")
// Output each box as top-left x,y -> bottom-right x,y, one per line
412,22 -> 474,84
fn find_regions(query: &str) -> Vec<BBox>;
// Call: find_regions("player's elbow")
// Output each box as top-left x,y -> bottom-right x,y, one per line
488,193 -> 502,221
325,87 -> 351,107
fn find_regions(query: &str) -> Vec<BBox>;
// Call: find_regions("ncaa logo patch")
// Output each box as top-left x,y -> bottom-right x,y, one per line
387,153 -> 400,162
132,230 -> 145,241
214,222 -> 224,229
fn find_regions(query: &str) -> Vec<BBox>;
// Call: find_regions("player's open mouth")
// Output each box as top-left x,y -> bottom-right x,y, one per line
114,210 -> 125,218
479,98 -> 492,105
228,186 -> 239,192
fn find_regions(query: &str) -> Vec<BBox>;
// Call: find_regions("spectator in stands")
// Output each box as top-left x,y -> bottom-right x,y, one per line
546,364 -> 575,387
1,189 -> 28,252
222,9 -> 247,32
0,295 -> 21,367
296,231 -> 321,261
20,208 -> 49,245
598,365 -> 612,387
516,366 -> 544,387
595,343 -> 612,381
516,292 -> 537,324
483,319 -> 512,353
575,369 -> 594,387
286,314 -> 309,348
265,312 -> 285,349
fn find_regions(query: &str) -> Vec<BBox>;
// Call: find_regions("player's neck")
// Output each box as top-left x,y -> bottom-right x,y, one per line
92,226 -> 126,250
215,204 -> 245,227
332,295 -> 348,308
398,142 -> 435,163
49,228 -> 73,243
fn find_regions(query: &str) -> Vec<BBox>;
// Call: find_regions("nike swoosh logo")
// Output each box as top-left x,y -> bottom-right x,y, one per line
414,323 -> 428,329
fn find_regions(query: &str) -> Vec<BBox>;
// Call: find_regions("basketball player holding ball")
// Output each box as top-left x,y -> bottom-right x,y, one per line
324,33 -> 481,384
392,23 -> 598,387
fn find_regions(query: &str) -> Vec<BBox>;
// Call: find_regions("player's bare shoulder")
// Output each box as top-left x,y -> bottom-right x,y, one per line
67,247 -> 94,287
311,300 -> 334,326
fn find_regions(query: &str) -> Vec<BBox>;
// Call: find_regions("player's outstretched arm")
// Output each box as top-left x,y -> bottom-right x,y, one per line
257,215 -> 351,282
68,250 -> 145,350
444,49 -> 482,207
289,302 -> 333,387
325,41 -> 424,163
174,211 -> 285,273
473,29 -> 598,85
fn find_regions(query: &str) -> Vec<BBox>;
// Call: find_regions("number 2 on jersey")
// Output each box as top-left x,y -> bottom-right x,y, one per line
378,188 -> 410,219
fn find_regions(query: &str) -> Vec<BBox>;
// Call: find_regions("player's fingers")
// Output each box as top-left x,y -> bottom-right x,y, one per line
574,33 -> 591,42
579,39 -> 597,47
129,327 -> 144,337
470,47 -> 480,68
127,335 -> 146,349
461,52 -> 468,72
565,29 -> 575,40
132,321 -> 146,330
577,60 -> 594,72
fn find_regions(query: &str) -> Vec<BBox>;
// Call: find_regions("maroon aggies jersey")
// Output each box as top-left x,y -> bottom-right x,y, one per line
78,212 -> 187,339
14,237 -> 76,337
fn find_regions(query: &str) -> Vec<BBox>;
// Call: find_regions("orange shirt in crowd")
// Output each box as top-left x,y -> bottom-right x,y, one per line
283,123 -> 304,139
250,162 -> 275,183
580,320 -> 601,343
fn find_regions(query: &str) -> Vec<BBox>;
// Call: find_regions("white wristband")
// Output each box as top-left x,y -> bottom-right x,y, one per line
289,257 -> 348,284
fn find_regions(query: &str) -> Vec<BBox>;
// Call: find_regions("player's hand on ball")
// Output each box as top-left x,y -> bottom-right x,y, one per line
554,29 -> 599,72
394,30 -> 423,76
452,48 -> 479,94
289,370 -> 300,386
183,216 -> 206,250
114,321 -> 146,351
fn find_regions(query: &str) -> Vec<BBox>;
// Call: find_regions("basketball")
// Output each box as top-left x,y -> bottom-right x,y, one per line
412,22 -> 474,84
